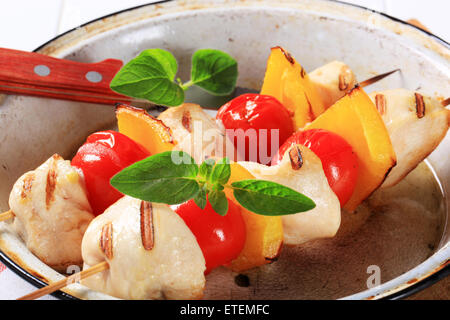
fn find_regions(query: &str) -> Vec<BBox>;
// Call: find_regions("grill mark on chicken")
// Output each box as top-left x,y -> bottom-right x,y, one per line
338,66 -> 351,91
300,66 -> 306,78
140,201 -> 155,251
45,157 -> 58,208
415,92 -> 426,118
441,97 -> 450,107
21,173 -> 34,199
375,94 -> 386,115
182,110 -> 192,133
100,222 -> 113,259
289,146 -> 303,170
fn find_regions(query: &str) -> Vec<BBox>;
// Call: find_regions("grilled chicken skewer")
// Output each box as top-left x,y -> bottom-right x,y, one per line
2,154 -> 94,272
7,61 -> 449,299
309,61 -> 449,189
11,93 -> 448,299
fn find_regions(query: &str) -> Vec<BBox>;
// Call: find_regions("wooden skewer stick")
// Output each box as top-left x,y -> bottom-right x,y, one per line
359,69 -> 400,88
441,97 -> 450,107
17,261 -> 109,300
0,210 -> 14,222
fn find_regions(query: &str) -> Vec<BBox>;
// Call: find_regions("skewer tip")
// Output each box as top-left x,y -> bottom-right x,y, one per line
359,69 -> 400,88
0,210 -> 14,222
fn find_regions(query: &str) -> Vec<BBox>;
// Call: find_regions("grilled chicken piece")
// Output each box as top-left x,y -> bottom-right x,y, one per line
369,89 -> 449,188
8,154 -> 94,272
158,103 -> 237,162
308,63 -> 448,189
81,196 -> 206,300
309,61 -> 357,110
239,145 -> 341,245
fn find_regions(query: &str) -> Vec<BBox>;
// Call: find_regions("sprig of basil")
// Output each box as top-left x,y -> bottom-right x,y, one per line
110,151 -> 315,216
209,157 -> 231,186
110,49 -> 184,107
208,190 -> 229,216
198,158 -> 215,181
110,151 -> 199,204
231,180 -> 316,215
110,48 -> 238,107
193,184 -> 207,210
190,49 -> 238,95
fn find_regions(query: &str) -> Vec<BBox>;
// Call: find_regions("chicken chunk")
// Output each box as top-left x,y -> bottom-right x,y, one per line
81,196 -> 206,300
239,145 -> 341,245
369,89 -> 449,188
8,154 -> 94,272
158,103 -> 237,162
309,61 -> 357,110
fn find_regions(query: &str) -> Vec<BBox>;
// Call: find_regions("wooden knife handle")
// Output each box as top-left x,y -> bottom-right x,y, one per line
0,47 -> 129,104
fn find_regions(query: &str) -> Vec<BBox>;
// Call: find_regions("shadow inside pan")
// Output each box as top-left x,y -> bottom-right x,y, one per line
202,161 -> 445,299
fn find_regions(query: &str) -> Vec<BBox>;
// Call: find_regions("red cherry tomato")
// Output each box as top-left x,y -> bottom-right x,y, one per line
171,198 -> 246,274
216,94 -> 294,165
273,129 -> 358,207
72,130 -> 150,215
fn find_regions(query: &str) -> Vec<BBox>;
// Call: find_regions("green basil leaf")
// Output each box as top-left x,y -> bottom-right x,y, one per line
231,180 -> 316,216
193,185 -> 207,210
208,190 -> 229,216
210,157 -> 231,185
110,49 -> 184,106
191,49 -> 238,96
110,151 -> 199,204
198,158 -> 215,180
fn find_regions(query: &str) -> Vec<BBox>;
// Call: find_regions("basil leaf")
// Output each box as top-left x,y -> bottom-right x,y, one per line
193,185 -> 207,209
210,157 -> 231,185
208,190 -> 229,216
199,158 -> 215,180
231,180 -> 315,216
110,49 -> 184,106
110,151 -> 199,204
191,49 -> 238,96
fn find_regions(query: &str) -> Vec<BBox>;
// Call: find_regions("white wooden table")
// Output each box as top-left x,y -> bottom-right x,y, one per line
0,0 -> 448,300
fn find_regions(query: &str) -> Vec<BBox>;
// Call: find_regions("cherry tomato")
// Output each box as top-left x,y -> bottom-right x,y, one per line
273,129 -> 358,207
216,94 -> 294,165
171,198 -> 246,274
72,130 -> 150,215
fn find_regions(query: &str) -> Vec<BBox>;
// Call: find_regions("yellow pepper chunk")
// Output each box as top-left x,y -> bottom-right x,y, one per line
225,162 -> 283,271
116,104 -> 175,155
261,46 -> 326,129
306,86 -> 396,211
